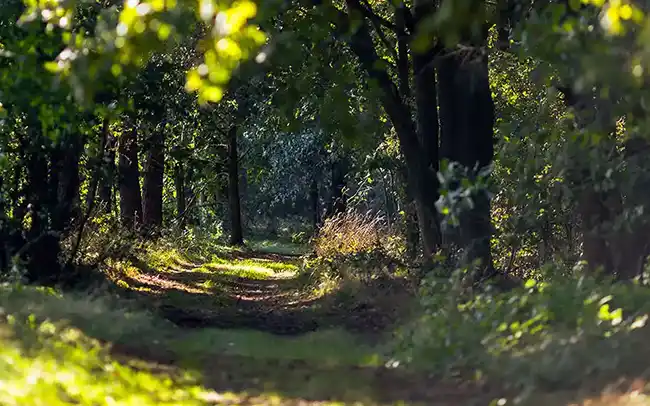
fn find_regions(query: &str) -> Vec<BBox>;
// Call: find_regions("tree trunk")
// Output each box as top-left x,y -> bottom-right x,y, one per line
27,141 -> 50,241
53,135 -> 82,232
309,175 -> 320,232
437,33 -> 496,282
24,122 -> 62,284
612,139 -> 650,279
556,86 -> 630,278
185,165 -> 197,226
118,125 -> 143,229
326,155 -> 348,217
227,126 -> 244,245
342,0 -> 440,258
174,161 -> 186,225
412,0 -> 443,259
0,175 -> 7,272
99,118 -> 116,213
142,127 -> 164,229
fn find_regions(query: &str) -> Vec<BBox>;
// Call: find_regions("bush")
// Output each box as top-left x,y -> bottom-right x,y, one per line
393,264 -> 650,392
60,212 -> 134,266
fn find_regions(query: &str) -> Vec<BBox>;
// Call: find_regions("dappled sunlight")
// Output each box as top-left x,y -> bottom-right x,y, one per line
0,283 -> 457,405
0,313 -> 213,405
128,272 -> 207,294
525,377 -> 650,406
0,308 -> 389,406
200,262 -> 284,279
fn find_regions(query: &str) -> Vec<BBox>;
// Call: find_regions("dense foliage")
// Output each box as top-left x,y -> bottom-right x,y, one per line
4,0 -> 650,404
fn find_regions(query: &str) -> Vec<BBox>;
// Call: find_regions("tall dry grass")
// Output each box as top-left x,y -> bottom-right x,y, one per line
314,211 -> 386,258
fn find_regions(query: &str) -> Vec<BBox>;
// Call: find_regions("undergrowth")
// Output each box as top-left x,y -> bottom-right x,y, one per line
0,286 -> 212,406
14,211 -> 650,405
394,263 -> 650,398
0,283 -> 387,405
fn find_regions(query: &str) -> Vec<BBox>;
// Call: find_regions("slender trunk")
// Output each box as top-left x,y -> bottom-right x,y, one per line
99,118 -> 116,213
142,127 -> 164,229
227,126 -> 244,245
412,0 -> 442,258
54,135 -> 82,232
309,175 -> 319,231
185,165 -> 197,226
174,162 -> 186,224
0,175 -> 7,272
118,125 -> 142,229
326,155 -> 348,217
400,165 -> 420,260
381,170 -> 394,230
268,204 -> 278,236
11,141 -> 26,224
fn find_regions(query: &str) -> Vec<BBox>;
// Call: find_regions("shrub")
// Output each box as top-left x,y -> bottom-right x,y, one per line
392,264 -> 650,393
60,212 -> 134,267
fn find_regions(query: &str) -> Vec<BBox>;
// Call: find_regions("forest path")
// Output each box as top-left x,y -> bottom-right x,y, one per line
2,243 -> 647,405
118,248 -> 397,335
101,244 -> 501,405
98,245 -> 650,406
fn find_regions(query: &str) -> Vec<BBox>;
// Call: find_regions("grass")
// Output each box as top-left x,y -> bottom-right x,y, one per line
0,287 -> 213,406
0,283 -> 401,405
245,239 -> 311,256
0,240 -> 434,405
8,237 -> 650,405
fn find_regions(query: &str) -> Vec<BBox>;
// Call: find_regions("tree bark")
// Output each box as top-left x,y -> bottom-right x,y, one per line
309,175 -> 320,231
227,125 -> 244,245
395,2 -> 411,99
142,127 -> 164,229
24,119 -> 62,284
174,161 -> 186,225
437,32 -> 496,281
412,0 -> 443,258
118,124 -> 143,229
326,154 -> 348,217
558,86 -> 650,279
99,118 -> 116,213
53,135 -> 82,232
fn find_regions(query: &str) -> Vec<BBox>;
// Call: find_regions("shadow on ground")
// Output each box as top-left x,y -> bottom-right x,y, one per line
10,247 -> 650,405
109,251 -> 410,336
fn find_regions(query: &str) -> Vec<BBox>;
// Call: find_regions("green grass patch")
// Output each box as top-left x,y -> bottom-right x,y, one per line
245,239 -> 311,256
202,257 -> 298,277
172,328 -> 385,368
0,301 -> 214,405
0,283 -> 398,405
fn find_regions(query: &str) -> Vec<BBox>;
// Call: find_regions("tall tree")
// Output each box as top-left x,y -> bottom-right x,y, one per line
339,0 -> 443,259
227,125 -> 244,245
118,123 -> 143,228
99,118 -> 117,213
142,125 -> 165,228
437,26 -> 496,280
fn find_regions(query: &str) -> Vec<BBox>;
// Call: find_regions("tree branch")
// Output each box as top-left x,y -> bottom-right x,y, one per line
358,0 -> 397,31
358,0 -> 397,58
